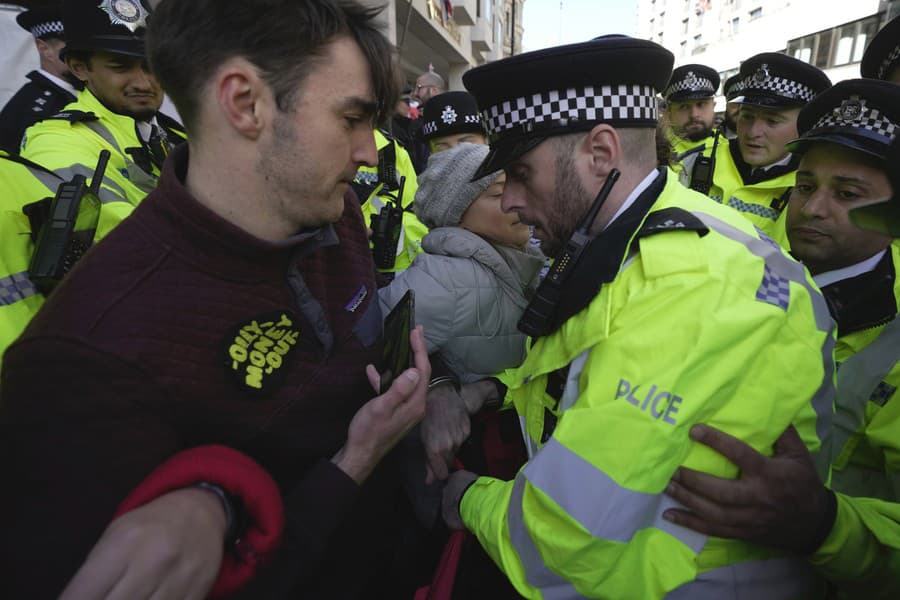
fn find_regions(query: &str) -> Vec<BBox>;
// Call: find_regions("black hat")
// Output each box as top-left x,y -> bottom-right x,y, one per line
421,92 -> 484,141
722,73 -> 744,102
16,5 -> 65,40
732,52 -> 831,108
463,36 -> 673,179
861,14 -> 900,81
787,79 -> 900,236
61,0 -> 150,59
663,64 -> 720,103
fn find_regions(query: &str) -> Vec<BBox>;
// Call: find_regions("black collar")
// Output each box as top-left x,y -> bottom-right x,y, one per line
820,251 -> 897,337
728,138 -> 800,185
547,169 -> 667,331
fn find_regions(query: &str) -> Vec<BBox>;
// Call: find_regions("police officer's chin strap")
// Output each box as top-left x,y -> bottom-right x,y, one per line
517,169 -> 621,338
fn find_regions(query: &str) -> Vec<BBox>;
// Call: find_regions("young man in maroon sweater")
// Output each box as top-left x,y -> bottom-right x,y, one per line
0,1 -> 434,598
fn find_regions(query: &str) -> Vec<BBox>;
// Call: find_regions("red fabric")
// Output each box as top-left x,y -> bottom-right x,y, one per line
414,530 -> 467,600
114,445 -> 285,599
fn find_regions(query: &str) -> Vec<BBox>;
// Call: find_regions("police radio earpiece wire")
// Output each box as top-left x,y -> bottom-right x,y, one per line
517,168 -> 620,337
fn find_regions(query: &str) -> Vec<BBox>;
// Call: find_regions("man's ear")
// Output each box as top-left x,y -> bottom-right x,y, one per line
582,123 -> 621,178
65,55 -> 91,83
214,58 -> 271,141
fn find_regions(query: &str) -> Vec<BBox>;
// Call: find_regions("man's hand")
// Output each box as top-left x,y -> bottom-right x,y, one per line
421,382 -> 471,483
59,487 -> 227,600
442,469 -> 479,530
663,424 -> 835,553
333,325 -> 431,484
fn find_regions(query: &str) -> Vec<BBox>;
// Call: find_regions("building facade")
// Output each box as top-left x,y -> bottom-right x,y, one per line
361,0 -> 525,90
637,0 -> 900,108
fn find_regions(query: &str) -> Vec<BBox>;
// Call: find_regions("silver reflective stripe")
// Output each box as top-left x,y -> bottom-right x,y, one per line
508,476 -> 586,599
53,164 -> 130,205
695,212 -> 836,477
559,349 -> 590,411
24,164 -> 63,194
83,120 -> 157,194
832,316 -> 900,466
522,438 -> 707,552
520,414 -> 538,459
665,556 -> 821,599
0,271 -> 39,306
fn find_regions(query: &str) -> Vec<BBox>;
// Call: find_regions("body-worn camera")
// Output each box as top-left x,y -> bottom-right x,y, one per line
27,150 -> 109,294
370,175 -> 406,270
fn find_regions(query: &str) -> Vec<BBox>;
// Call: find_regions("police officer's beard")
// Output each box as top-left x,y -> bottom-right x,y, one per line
684,126 -> 713,142
542,153 -> 590,259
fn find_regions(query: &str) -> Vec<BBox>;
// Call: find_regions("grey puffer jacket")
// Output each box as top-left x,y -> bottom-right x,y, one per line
378,227 -> 544,384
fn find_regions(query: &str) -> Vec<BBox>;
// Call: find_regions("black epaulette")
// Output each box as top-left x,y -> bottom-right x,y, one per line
636,207 -> 709,239
44,110 -> 99,123
673,144 -> 706,163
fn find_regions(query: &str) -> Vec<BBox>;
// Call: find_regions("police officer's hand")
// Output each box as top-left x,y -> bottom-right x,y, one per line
333,325 -> 430,485
663,424 -> 836,554
442,469 -> 479,530
59,487 -> 226,600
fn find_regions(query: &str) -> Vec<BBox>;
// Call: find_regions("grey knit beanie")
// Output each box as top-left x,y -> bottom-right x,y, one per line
413,143 -> 498,229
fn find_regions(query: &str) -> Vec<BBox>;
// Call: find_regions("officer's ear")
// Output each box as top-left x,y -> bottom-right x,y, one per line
582,123 -> 622,178
214,57 -> 269,141
65,53 -> 92,84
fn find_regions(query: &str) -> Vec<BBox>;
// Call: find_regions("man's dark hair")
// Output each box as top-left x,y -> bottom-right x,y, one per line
147,0 -> 399,135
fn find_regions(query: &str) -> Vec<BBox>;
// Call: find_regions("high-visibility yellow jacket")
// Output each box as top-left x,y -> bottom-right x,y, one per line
808,242 -> 900,599
21,88 -> 185,214
0,151 -> 127,367
668,131 -> 715,170
354,129 -> 427,274
460,169 -> 835,599
0,152 -> 60,364
680,137 -> 796,244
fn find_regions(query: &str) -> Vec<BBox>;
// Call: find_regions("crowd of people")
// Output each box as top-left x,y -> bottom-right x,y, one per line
0,0 -> 898,599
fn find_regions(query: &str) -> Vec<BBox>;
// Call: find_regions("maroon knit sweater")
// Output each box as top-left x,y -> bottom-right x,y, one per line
0,146 -> 409,598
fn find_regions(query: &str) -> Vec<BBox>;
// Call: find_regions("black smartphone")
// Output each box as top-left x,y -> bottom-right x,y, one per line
379,289 -> 415,394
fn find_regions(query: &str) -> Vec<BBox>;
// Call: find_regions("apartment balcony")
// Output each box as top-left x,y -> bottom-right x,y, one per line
453,0 -> 477,26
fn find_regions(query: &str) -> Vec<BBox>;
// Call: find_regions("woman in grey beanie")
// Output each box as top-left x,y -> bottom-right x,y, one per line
379,143 -> 544,384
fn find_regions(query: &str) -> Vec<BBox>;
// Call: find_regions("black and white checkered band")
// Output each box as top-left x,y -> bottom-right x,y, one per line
739,72 -> 816,103
664,76 -> 715,99
481,85 -> 658,138
725,78 -> 746,100
811,96 -> 898,142
30,21 -> 64,38
878,44 -> 900,79
421,114 -> 481,137
422,120 -> 438,136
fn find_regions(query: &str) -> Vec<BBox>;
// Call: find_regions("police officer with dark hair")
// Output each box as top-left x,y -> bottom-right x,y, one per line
720,72 -> 743,139
680,52 -> 830,243
0,4 -> 79,152
20,0 -> 185,212
420,90 -> 487,154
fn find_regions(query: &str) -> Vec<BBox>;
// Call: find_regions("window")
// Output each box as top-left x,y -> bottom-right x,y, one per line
680,40 -> 687,56
477,0 -> 481,18
682,18 -> 688,34
484,0 -> 491,22
731,17 -> 740,34
658,32 -> 664,44
749,7 -> 761,20
684,0 -> 690,12
693,33 -> 702,48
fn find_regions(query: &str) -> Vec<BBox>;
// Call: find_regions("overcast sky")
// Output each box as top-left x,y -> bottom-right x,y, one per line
522,0 -> 639,52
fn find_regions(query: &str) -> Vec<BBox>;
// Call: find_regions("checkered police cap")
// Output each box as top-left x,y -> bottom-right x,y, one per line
16,7 -> 65,40
420,91 -> 485,141
481,84 -> 658,141
722,74 -> 745,101
789,79 -> 900,164
663,64 -> 719,102
733,52 -> 830,108
463,36 -> 673,179
862,15 -> 900,81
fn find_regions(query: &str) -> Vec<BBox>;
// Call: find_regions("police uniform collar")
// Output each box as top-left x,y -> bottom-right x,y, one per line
729,137 -> 800,185
818,250 -> 896,337
463,37 -> 673,179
